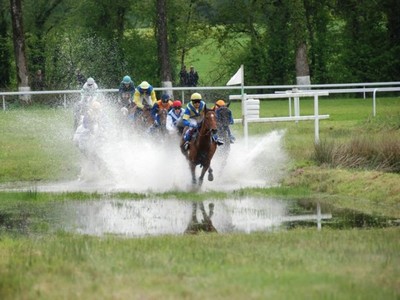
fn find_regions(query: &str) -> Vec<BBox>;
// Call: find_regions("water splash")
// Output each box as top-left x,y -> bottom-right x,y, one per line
70,110 -> 288,193
8,97 -> 289,193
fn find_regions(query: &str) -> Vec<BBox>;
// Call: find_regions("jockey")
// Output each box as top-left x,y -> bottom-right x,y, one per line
73,100 -> 105,154
166,100 -> 184,135
73,100 -> 109,180
182,92 -> 224,151
133,81 -> 157,120
151,93 -> 173,126
75,77 -> 99,128
214,99 -> 236,144
118,75 -> 135,109
81,77 -> 98,98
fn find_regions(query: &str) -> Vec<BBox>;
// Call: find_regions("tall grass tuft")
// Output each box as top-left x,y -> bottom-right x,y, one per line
313,133 -> 400,173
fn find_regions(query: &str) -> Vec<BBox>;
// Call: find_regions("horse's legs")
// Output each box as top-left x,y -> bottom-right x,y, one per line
190,163 -> 197,184
198,166 -> 209,186
208,167 -> 214,181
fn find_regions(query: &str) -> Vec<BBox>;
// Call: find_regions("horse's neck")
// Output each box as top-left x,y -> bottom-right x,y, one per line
159,109 -> 167,125
198,122 -> 210,136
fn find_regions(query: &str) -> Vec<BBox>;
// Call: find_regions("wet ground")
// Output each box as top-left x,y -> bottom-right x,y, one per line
1,197 -> 398,237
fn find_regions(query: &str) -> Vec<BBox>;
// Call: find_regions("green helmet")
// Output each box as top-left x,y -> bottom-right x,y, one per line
123,75 -> 131,84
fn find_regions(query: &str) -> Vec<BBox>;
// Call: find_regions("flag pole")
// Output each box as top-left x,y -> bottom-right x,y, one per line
227,65 -> 246,148
239,65 -> 247,148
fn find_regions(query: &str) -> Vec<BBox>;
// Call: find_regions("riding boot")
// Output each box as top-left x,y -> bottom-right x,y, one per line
183,128 -> 193,150
212,134 -> 224,146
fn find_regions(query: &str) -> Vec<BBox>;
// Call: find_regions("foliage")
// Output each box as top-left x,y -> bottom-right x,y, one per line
3,0 -> 400,89
0,0 -> 12,89
334,0 -> 398,82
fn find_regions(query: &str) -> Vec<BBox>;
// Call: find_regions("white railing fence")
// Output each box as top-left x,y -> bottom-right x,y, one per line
1,82 -> 399,144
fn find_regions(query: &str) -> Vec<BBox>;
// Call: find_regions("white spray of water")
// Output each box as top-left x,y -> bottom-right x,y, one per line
23,98 -> 289,193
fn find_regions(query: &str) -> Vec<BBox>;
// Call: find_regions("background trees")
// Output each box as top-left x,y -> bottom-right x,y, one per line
2,0 -> 399,92
10,0 -> 29,91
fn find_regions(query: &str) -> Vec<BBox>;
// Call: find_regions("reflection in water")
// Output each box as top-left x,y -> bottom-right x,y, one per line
184,202 -> 217,234
8,197 -> 397,238
49,198 -> 291,237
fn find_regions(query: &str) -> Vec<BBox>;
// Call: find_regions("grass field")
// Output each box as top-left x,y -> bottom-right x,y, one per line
0,229 -> 399,299
0,96 -> 399,299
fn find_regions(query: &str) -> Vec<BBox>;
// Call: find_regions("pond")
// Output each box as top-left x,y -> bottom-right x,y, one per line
1,197 -> 397,237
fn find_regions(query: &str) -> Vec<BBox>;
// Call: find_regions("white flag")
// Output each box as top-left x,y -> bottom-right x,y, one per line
226,65 -> 243,86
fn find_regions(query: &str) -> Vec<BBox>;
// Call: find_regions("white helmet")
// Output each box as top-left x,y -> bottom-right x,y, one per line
87,77 -> 95,85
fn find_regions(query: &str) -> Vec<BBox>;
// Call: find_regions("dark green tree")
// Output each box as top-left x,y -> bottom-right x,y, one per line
10,0 -> 30,95
304,0 -> 332,83
0,0 -> 11,88
289,0 -> 310,85
335,0 -> 395,82
24,0 -> 65,88
381,0 -> 400,80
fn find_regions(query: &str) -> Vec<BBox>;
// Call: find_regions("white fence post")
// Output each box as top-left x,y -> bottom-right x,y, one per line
314,94 -> 320,144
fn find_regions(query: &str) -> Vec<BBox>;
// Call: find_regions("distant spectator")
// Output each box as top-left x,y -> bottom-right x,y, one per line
76,69 -> 86,87
179,65 -> 188,86
188,66 -> 199,87
33,69 -> 44,90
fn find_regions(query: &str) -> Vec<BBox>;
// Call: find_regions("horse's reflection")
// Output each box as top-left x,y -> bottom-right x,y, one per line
184,202 -> 217,234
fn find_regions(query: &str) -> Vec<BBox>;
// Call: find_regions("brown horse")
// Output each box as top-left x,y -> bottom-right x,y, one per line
148,107 -> 169,139
132,105 -> 153,134
156,107 -> 168,135
180,109 -> 218,185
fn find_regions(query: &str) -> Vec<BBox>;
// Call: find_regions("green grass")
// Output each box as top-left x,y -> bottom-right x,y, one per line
0,107 -> 80,182
0,229 -> 399,299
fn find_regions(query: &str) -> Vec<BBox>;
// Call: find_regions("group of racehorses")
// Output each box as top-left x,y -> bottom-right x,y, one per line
74,96 -> 233,186
128,104 -> 233,186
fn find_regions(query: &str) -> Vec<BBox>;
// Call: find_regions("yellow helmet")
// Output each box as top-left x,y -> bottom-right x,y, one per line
216,100 -> 226,107
190,92 -> 202,101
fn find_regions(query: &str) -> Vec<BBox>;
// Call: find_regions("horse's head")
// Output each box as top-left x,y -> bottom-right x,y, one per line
158,107 -> 168,127
203,109 -> 218,135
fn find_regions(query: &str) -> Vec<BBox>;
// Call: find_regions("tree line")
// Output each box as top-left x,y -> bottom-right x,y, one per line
1,0 -> 399,92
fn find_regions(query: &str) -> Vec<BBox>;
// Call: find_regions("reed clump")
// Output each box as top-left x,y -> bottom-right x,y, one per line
313,133 -> 400,173
313,113 -> 400,173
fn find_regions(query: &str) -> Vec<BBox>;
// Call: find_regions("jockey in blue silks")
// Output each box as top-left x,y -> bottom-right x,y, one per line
214,99 -> 236,144
166,100 -> 184,135
182,92 -> 224,151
